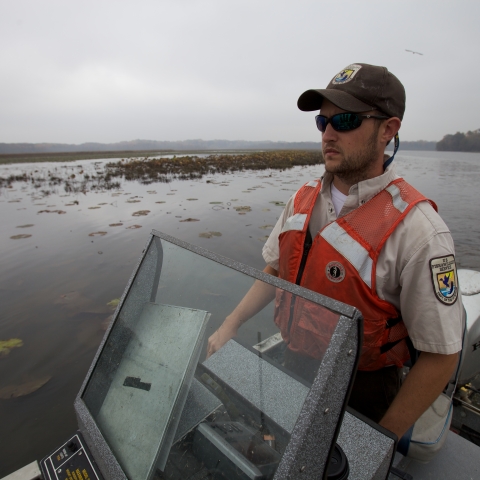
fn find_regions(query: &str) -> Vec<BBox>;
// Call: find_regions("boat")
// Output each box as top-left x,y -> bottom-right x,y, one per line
3,230 -> 480,480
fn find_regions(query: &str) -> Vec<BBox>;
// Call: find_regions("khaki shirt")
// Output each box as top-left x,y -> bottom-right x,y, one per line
263,164 -> 463,355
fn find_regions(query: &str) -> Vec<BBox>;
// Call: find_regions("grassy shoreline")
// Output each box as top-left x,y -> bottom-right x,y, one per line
105,150 -> 323,183
0,150 -> 324,189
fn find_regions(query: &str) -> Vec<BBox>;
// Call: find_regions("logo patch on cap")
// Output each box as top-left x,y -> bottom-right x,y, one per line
332,64 -> 362,85
326,261 -> 345,283
430,255 -> 458,305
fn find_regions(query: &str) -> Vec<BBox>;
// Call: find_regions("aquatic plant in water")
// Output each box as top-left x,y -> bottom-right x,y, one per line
0,338 -> 23,357
0,376 -> 52,399
10,234 -> 32,240
107,299 -> 120,309
234,206 -> 252,213
199,231 -> 222,238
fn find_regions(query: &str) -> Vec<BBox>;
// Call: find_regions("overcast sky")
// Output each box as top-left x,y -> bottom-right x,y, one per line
1,1 -> 479,144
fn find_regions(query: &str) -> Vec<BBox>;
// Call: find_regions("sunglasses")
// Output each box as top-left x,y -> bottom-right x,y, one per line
315,113 -> 389,133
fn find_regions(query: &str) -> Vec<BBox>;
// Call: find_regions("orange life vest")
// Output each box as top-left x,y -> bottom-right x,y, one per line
274,178 -> 437,371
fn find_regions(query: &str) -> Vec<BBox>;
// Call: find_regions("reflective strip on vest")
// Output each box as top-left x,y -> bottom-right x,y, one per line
386,184 -> 409,213
281,213 -> 308,233
320,222 -> 373,288
306,181 -> 318,187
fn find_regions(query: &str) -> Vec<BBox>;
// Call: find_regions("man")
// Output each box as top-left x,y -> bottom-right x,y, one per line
207,63 -> 463,440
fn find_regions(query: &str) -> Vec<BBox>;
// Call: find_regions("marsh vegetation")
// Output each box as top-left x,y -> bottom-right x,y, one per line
105,150 -> 323,183
0,150 -> 323,191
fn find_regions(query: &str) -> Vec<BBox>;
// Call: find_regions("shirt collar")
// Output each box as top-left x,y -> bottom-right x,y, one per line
320,163 -> 400,205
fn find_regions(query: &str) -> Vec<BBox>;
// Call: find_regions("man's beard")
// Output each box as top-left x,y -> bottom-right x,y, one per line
323,129 -> 381,186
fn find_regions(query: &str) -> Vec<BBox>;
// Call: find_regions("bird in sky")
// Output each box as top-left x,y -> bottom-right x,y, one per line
405,49 -> 424,55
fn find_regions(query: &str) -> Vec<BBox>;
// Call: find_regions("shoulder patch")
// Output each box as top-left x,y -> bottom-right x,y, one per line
430,255 -> 458,306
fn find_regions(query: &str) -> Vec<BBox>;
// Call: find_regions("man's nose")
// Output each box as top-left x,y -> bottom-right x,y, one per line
322,122 -> 337,143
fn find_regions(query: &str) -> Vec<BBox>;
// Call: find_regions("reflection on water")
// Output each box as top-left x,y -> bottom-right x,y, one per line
0,150 -> 479,475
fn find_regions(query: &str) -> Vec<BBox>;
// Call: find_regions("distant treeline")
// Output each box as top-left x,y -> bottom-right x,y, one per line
0,138 -> 440,155
0,138 -> 444,156
0,139 -> 321,155
436,129 -> 480,152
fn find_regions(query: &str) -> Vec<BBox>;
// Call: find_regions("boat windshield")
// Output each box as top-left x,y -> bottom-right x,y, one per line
80,231 -> 357,480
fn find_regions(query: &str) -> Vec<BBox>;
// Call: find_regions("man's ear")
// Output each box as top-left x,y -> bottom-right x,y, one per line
382,117 -> 401,144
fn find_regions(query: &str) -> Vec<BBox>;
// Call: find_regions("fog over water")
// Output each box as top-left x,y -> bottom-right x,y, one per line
0,150 -> 479,475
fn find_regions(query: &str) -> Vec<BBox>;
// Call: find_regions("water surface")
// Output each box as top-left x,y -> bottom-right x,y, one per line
0,150 -> 479,476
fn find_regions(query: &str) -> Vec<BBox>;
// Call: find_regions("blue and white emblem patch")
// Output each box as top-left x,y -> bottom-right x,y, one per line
332,64 -> 362,85
430,255 -> 458,305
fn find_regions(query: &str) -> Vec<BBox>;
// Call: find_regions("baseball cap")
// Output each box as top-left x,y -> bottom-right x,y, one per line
297,63 -> 406,120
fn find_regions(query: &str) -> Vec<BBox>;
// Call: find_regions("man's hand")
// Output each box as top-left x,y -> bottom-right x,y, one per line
206,319 -> 238,358
379,351 -> 459,439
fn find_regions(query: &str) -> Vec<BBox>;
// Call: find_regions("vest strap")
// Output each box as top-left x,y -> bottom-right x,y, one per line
386,184 -> 409,213
380,338 -> 404,354
281,213 -> 308,234
386,317 -> 403,329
